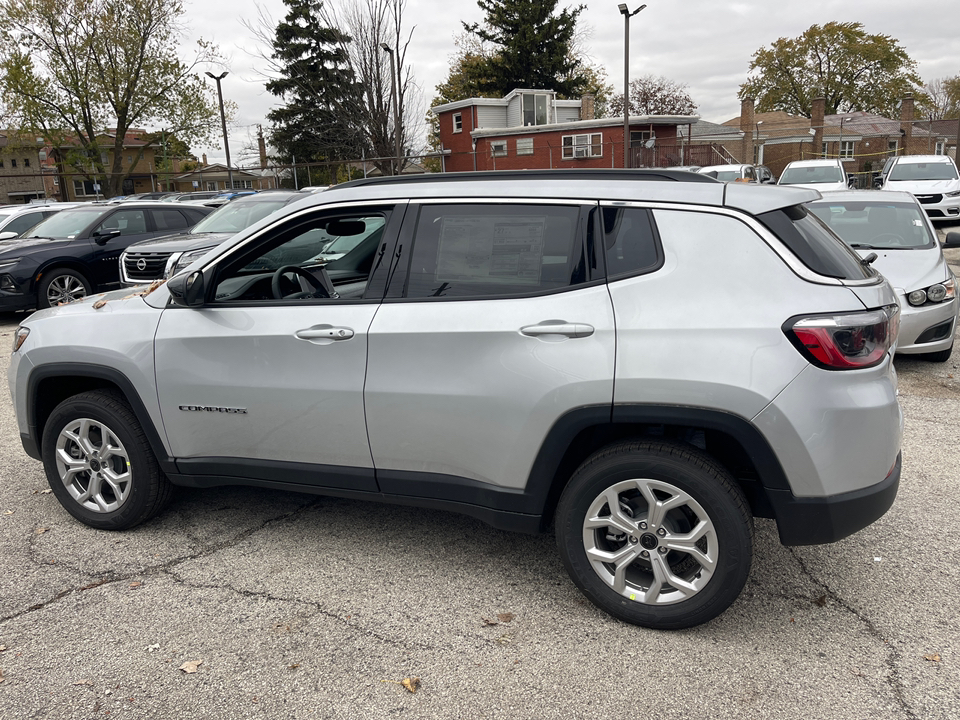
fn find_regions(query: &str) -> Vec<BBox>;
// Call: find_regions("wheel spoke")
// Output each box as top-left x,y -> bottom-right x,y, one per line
584,488 -> 636,535
55,448 -> 87,479
101,468 -> 130,499
644,554 -> 668,603
586,543 -> 641,593
665,522 -> 717,573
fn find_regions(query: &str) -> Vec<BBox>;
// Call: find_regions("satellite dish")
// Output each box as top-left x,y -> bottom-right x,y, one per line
644,138 -> 656,149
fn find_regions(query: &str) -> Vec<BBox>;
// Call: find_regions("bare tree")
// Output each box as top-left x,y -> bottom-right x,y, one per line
920,77 -> 959,120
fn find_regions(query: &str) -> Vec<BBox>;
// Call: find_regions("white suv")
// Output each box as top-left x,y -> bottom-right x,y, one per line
880,155 -> 960,221
779,159 -> 851,192
9,170 -> 903,629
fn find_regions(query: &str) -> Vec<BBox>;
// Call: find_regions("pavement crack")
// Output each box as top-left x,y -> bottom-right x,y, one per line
160,571 -> 439,652
787,547 -> 918,720
0,499 -> 320,626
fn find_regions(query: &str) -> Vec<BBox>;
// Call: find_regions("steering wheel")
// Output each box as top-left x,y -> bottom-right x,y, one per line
270,265 -> 330,299
869,233 -> 906,246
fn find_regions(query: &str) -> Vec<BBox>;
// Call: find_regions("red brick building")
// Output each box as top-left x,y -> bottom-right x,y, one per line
432,89 -> 699,172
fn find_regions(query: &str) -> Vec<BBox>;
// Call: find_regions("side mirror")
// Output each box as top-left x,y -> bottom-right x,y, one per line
0,231 -> 18,241
943,231 -> 960,249
93,229 -> 121,245
167,270 -> 206,307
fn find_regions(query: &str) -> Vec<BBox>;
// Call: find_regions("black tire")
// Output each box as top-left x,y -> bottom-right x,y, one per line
555,440 -> 753,630
920,343 -> 953,363
37,268 -> 92,308
41,390 -> 172,530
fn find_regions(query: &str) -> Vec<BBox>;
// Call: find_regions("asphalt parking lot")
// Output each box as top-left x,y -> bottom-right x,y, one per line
0,229 -> 958,719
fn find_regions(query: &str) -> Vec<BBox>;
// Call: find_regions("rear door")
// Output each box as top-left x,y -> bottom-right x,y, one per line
364,199 -> 615,499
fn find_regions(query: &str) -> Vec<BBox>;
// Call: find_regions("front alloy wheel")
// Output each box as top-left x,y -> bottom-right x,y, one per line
46,274 -> 88,305
55,418 -> 132,513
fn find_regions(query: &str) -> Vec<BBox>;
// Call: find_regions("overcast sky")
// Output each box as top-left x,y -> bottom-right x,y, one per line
183,0 -> 960,166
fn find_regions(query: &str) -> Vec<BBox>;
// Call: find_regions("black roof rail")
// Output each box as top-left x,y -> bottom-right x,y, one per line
328,168 -> 720,191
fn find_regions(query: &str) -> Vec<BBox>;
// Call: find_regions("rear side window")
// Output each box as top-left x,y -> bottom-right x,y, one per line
151,209 -> 191,231
757,205 -> 874,280
404,204 -> 588,299
600,207 -> 661,279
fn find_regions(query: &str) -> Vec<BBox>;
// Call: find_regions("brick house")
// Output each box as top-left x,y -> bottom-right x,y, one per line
0,133 -> 48,204
431,89 -> 700,171
169,164 -> 275,192
722,95 -> 943,178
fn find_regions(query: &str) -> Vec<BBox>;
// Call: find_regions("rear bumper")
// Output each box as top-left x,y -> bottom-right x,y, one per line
767,452 -> 901,545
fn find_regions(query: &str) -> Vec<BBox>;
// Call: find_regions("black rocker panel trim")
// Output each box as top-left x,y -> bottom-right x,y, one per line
24,362 -> 177,474
165,473 -> 541,534
175,457 -> 379,493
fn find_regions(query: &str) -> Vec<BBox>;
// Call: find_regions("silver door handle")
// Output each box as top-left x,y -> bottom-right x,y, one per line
296,326 -> 355,341
520,322 -> 594,338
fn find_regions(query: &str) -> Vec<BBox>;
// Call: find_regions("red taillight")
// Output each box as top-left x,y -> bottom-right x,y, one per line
787,306 -> 899,370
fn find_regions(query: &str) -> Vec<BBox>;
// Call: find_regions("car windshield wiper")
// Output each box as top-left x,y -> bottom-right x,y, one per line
849,243 -> 878,249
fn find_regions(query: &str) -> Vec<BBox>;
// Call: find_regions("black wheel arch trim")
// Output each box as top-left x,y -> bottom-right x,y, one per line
24,362 -> 177,473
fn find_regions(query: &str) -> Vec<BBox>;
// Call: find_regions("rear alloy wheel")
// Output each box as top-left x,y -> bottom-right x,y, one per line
38,269 -> 91,308
556,440 -> 753,629
42,390 -> 172,530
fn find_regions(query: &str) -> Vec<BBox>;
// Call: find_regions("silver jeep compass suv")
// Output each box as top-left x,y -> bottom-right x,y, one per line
9,170 -> 903,629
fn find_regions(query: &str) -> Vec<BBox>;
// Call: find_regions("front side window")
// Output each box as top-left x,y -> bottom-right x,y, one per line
211,210 -> 389,303
404,203 -> 588,299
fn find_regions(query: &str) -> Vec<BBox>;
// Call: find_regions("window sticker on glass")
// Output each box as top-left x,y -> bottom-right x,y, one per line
435,216 -> 546,285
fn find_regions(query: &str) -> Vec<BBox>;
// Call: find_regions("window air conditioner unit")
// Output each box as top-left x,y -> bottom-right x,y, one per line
574,146 -> 588,158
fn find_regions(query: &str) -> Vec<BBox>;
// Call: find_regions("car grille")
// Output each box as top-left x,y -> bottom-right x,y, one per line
916,194 -> 943,205
124,251 -> 173,282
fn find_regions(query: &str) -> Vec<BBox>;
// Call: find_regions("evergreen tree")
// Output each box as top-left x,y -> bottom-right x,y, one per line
266,0 -> 366,166
463,0 -> 588,98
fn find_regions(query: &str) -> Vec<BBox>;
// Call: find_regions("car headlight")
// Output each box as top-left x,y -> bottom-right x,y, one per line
946,190 -> 960,198
167,247 -> 215,277
908,277 -> 955,306
12,326 -> 29,353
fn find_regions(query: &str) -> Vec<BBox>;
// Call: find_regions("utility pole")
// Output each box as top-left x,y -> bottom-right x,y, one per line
619,4 -> 647,169
206,71 -> 234,191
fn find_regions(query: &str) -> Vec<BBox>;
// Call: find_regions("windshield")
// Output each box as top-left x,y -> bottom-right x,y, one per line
808,201 -> 935,250
889,161 -> 958,181
24,207 -> 109,239
190,198 -> 291,234
712,170 -> 742,182
779,165 -> 845,184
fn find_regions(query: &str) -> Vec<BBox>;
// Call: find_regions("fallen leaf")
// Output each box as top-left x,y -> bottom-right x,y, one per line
401,677 -> 421,694
924,653 -> 942,662
129,582 -> 141,589
0,646 -> 6,652
812,595 -> 827,607
35,527 -> 49,534
0,668 -> 4,683
72,679 -> 92,686
481,617 -> 499,626
40,489 -> 52,495
92,299 -> 108,309
497,613 -> 516,623
178,660 -> 202,674
495,633 -> 513,645
3,511 -> 12,516
288,664 -> 300,670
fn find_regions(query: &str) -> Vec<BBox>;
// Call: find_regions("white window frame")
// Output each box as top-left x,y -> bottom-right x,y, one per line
839,140 -> 854,159
562,133 -> 603,160
453,112 -> 462,134
72,179 -> 99,197
888,140 -> 899,155
935,140 -> 945,156
490,140 -> 507,158
821,142 -> 829,159
516,138 -> 534,156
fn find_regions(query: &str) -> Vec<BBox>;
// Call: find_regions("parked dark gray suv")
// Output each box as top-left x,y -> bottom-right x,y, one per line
9,170 -> 902,629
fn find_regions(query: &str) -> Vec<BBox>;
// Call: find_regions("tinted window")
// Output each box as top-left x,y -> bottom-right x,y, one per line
757,205 -> 874,280
4,213 -> 46,235
404,204 -> 586,299
808,201 -> 935,250
601,207 -> 661,279
96,210 -> 147,235
152,209 -> 190,231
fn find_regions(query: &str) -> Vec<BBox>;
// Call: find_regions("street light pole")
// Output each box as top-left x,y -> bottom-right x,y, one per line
619,4 -> 646,169
205,71 -> 234,191
380,44 -> 401,176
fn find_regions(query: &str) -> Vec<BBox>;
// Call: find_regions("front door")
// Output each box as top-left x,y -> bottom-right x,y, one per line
154,203 -> 402,492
